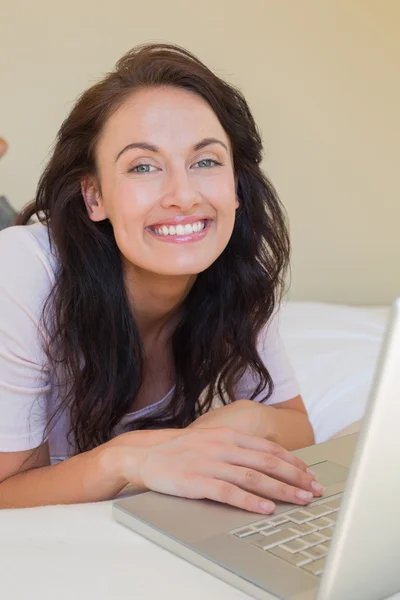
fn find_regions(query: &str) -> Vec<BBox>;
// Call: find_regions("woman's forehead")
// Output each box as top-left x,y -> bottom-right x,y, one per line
97,86 -> 231,157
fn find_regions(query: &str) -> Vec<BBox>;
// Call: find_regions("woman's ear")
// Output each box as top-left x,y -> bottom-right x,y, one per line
81,176 -> 107,222
234,175 -> 240,209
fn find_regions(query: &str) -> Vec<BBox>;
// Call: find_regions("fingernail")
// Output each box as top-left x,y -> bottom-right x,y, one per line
296,490 -> 313,501
260,501 -> 275,513
307,468 -> 317,477
312,481 -> 325,495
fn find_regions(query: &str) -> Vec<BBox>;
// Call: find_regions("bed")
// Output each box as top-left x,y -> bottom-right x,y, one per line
1,301 -> 396,600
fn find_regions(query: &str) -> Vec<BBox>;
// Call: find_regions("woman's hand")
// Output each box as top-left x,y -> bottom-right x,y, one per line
110,426 -> 324,515
190,398 -> 315,450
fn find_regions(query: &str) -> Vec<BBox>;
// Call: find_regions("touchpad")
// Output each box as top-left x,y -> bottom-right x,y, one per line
309,461 -> 349,487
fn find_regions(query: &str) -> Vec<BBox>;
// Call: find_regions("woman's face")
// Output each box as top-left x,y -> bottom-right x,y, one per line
83,86 -> 238,276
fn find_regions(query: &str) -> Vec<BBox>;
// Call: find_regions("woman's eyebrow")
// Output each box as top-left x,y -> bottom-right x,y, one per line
115,142 -> 158,163
193,138 -> 228,152
115,137 -> 228,163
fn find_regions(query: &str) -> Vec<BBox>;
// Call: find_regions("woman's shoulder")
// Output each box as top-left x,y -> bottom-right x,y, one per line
0,222 -> 58,282
0,223 -> 59,311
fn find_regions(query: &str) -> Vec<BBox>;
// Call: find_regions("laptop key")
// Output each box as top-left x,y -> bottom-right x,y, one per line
286,510 -> 314,524
302,544 -> 328,560
302,532 -> 326,546
311,517 -> 335,529
251,534 -> 275,549
302,557 -> 326,576
288,522 -> 317,535
254,525 -> 275,533
269,546 -> 312,567
280,538 -> 310,553
305,505 -> 333,518
320,527 -> 334,539
327,512 -> 338,523
250,519 -> 274,531
325,497 -> 342,510
267,515 -> 290,526
251,529 -> 299,550
233,527 -> 257,538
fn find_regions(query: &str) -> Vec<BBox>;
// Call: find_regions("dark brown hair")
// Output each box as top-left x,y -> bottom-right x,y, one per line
17,43 -> 290,454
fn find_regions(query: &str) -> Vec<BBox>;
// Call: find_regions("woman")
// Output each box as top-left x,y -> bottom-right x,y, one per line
0,43 -> 320,511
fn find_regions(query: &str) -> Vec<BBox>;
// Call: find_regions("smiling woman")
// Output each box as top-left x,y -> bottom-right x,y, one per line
0,43 -> 316,510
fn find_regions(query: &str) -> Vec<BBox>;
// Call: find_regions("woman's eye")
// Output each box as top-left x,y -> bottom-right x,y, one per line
194,159 -> 221,169
129,164 -> 156,174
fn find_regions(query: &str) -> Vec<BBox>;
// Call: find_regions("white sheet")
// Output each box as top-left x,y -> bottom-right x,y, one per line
1,301 -> 396,600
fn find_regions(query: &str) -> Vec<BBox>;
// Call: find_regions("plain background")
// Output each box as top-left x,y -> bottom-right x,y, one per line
1,0 -> 399,305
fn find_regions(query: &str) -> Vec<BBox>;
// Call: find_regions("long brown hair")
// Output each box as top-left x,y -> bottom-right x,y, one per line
17,43 -> 290,454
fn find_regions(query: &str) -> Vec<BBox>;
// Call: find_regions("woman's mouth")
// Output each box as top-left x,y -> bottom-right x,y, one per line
146,219 -> 212,243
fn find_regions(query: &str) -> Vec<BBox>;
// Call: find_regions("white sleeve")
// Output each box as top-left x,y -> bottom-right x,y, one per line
0,226 -> 54,451
234,308 -> 301,405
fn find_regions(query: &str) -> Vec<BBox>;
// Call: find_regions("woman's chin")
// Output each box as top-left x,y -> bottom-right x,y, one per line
152,266 -> 207,278
150,259 -> 214,277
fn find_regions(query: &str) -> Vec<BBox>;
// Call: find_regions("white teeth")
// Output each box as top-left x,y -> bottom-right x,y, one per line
151,220 -> 206,236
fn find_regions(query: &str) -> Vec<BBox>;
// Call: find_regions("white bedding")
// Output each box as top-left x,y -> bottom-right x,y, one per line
280,301 -> 389,442
0,301 -> 395,600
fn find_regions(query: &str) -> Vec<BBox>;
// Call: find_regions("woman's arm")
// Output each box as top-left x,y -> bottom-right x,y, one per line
190,396 -> 315,450
0,443 -> 128,509
0,426 -> 323,511
259,395 -> 315,450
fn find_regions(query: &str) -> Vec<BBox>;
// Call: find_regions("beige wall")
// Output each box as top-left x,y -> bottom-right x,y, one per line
1,0 -> 399,305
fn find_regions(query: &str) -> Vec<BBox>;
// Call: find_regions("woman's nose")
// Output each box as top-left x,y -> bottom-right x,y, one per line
160,168 -> 201,211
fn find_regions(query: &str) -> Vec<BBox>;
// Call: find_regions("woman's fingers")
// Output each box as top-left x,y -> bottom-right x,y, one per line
190,475 -> 276,515
212,464 -> 316,506
214,427 -> 311,474
216,446 -> 323,496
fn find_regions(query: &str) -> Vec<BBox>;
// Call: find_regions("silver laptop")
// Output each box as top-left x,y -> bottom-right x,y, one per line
113,298 -> 400,600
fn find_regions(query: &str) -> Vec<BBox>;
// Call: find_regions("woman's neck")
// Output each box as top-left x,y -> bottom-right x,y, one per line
123,264 -> 197,342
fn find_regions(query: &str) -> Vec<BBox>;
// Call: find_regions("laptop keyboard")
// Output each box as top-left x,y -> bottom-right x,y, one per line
231,495 -> 342,577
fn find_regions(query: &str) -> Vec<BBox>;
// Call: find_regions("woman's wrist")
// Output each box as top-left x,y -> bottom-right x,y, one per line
91,443 -> 133,496
94,428 -> 187,496
97,430 -> 170,490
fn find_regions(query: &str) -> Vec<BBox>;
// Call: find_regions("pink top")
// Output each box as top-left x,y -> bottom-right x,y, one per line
0,223 -> 300,461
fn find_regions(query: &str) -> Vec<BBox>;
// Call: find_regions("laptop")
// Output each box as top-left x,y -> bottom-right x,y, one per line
112,298 -> 400,600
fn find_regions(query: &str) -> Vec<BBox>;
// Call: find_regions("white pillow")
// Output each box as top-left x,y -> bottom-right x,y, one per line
279,302 -> 388,443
